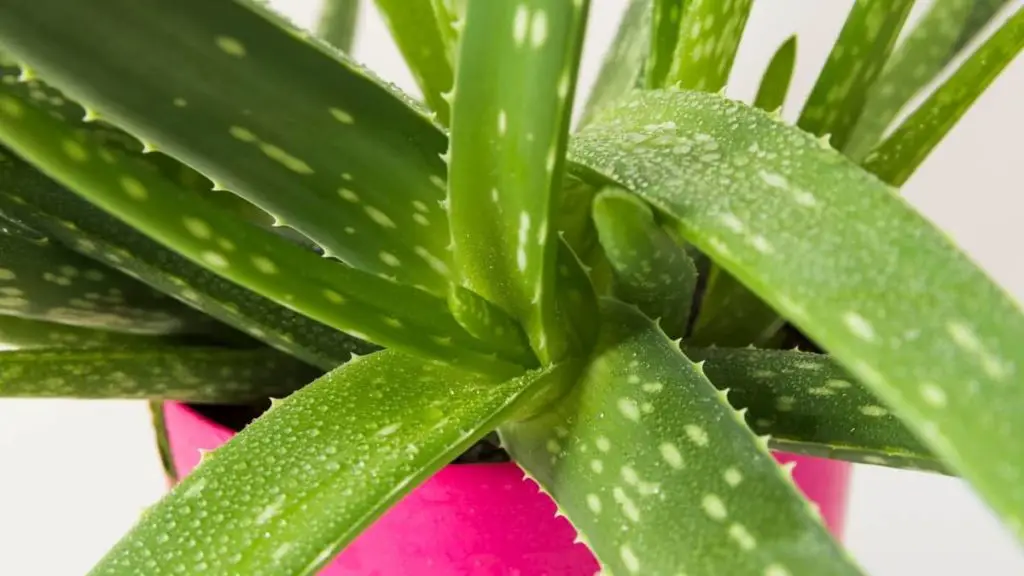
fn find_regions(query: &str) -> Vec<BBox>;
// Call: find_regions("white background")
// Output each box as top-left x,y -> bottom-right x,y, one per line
1,1 -> 1023,574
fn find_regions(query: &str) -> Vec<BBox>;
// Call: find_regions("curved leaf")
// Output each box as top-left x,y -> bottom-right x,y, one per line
0,345 -> 318,403
148,401 -> 179,483
0,315 -> 187,350
501,301 -> 862,575
797,0 -> 915,150
316,0 -> 360,52
0,231 -> 210,334
89,349 -> 561,575
754,35 -> 796,113
571,88 -> 1024,539
863,7 -> 1024,185
0,87 -> 524,376
447,0 -> 589,363
687,346 -> 940,473
645,0 -> 685,89
577,0 -> 650,128
0,0 -> 454,292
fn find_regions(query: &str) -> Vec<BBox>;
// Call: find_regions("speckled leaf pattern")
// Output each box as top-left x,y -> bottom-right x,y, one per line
0,345 -> 318,402
500,301 -> 862,576
447,0 -> 589,364
843,0 -> 976,161
571,89 -> 1024,540
90,350 -> 557,575
0,231 -> 208,334
0,315 -> 184,349
863,7 -> 1024,186
645,0 -> 685,89
446,284 -> 536,367
0,89 -> 522,376
666,0 -> 753,92
797,0 -> 915,151
687,346 -> 940,473
316,0 -> 360,52
0,0 -> 455,292
754,35 -> 796,113
0,182 -> 366,370
372,0 -> 453,125
592,187 -> 695,339
578,0 -> 650,128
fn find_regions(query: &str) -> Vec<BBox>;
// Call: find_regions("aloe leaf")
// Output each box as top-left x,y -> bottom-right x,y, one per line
0,0 -> 455,292
447,284 -> 535,364
754,35 -> 797,113
686,346 -> 940,473
430,0 -> 462,63
591,187 -> 695,339
665,0 -> 754,92
797,0 -> 916,151
578,0 -> 650,128
571,88 -> 1024,539
957,0 -> 1015,50
0,345 -> 318,402
0,231 -> 212,334
863,7 -> 1024,186
317,0 -> 360,52
89,349 -> 563,575
148,401 -> 179,483
843,0 -> 976,160
500,300 -> 861,575
0,315 -> 188,350
645,0 -> 685,89
447,0 -> 589,364
0,90 -> 523,375
688,266 -> 785,347
372,0 -> 453,125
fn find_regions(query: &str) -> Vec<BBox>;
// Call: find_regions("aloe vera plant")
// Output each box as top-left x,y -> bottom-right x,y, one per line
0,0 -> 1021,573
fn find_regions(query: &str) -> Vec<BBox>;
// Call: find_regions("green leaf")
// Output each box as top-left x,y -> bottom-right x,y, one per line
372,0 -> 453,125
0,88 -> 523,376
0,230 -> 213,334
843,0 -> 976,160
0,314 -> 188,350
688,266 -> 785,347
797,0 -> 915,151
644,0 -> 685,89
0,0 -> 455,292
665,0 -> 754,92
316,0 -> 360,52
571,88 -> 1024,540
687,346 -> 941,473
862,7 -> 1024,186
89,349 -> 563,575
447,0 -> 589,364
754,35 -> 797,113
148,401 -> 179,483
577,0 -> 650,128
430,0 -> 463,64
591,187 -> 695,339
0,345 -> 318,402
500,300 -> 861,576
956,0 -> 1015,51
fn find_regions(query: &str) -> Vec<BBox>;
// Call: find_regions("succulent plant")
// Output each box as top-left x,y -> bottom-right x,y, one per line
0,0 -> 1021,574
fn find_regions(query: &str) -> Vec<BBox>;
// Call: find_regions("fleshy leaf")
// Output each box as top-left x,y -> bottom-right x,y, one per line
0,0 -> 455,292
0,230 -> 211,334
665,0 -> 754,92
500,300 -> 862,576
0,88 -> 522,375
644,0 -> 685,89
372,0 -> 453,125
843,0 -> 977,160
591,187 -> 695,339
316,0 -> 360,52
797,0 -> 915,151
753,35 -> 796,113
447,0 -> 589,364
0,345 -> 318,403
447,284 -> 536,367
577,0 -> 650,128
687,266 -> 785,348
687,346 -> 941,473
148,401 -> 179,483
89,349 -> 563,575
863,7 -> 1024,186
0,315 -> 188,350
571,88 -> 1024,539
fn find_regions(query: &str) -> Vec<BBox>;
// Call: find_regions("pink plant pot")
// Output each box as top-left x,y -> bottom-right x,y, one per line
162,402 -> 851,575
